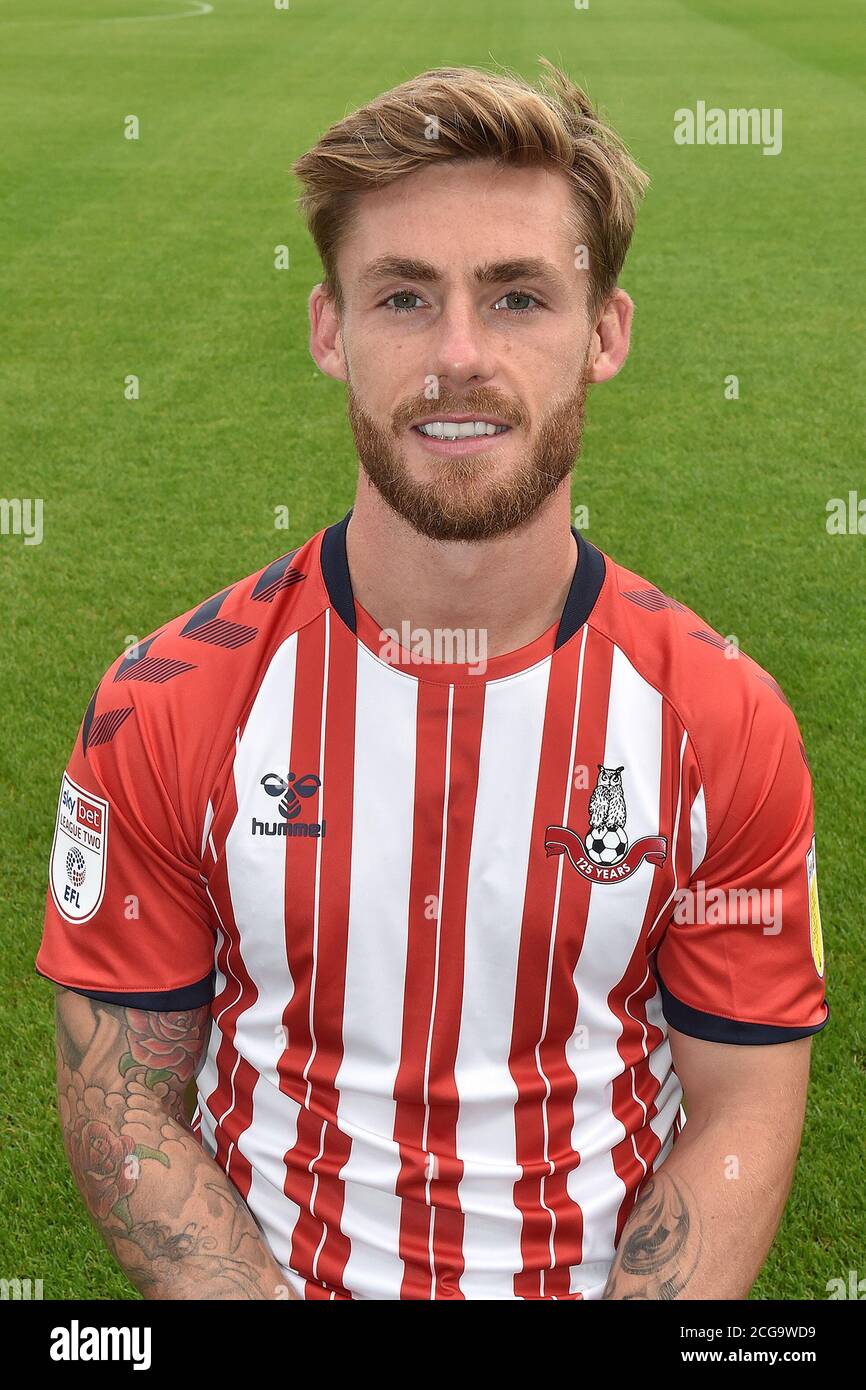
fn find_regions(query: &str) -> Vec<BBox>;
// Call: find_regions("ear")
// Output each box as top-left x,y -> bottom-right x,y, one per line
308,283 -> 347,382
616,766 -> 624,774
597,764 -> 603,772
586,287 -> 634,385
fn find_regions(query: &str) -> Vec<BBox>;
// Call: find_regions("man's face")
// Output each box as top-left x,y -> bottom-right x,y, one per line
321,159 -> 600,541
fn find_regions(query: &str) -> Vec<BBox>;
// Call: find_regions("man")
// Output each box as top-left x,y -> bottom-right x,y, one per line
37,61 -> 827,1300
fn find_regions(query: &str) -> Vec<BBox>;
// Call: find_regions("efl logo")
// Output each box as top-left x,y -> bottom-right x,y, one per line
76,796 -> 103,835
50,773 -> 109,923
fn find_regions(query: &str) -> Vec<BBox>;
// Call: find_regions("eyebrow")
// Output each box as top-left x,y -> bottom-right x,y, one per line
358,255 -> 569,296
475,258 -> 568,295
359,256 -> 440,287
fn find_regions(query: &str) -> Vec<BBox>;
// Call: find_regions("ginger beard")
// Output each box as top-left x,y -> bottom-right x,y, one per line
346,367 -> 590,542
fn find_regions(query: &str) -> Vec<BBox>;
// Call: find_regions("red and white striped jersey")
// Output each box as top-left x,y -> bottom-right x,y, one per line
37,513 -> 828,1299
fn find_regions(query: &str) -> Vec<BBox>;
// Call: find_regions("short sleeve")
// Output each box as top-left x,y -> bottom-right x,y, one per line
36,671 -> 217,1008
655,685 -> 828,1044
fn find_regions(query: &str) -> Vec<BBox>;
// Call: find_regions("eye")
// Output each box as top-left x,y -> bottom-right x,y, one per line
383,289 -> 424,314
493,290 -> 542,314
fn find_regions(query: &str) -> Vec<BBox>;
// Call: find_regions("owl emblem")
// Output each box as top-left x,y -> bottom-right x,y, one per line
589,765 -> 627,830
586,765 -> 628,865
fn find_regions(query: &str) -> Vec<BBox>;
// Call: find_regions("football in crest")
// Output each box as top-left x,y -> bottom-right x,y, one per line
586,826 -> 629,865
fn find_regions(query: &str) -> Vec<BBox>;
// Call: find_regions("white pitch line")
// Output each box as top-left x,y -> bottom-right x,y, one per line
99,1 -> 214,22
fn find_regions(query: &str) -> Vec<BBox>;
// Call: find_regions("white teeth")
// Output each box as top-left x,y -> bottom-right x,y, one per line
416,421 -> 509,439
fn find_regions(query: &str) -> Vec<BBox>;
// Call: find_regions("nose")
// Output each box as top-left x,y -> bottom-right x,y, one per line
430,295 -> 497,392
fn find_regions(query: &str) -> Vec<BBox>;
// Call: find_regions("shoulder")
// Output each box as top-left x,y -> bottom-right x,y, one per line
91,533 -> 324,711
589,549 -> 800,736
587,548 -> 810,843
74,530 -> 330,822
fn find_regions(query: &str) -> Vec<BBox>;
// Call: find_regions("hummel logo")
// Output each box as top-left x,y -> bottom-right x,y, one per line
260,771 -> 321,820
252,771 -> 326,839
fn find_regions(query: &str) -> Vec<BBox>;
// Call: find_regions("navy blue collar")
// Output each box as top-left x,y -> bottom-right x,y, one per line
320,509 -> 605,651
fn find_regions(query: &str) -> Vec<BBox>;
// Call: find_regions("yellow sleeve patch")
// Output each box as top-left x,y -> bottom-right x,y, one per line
806,836 -> 824,978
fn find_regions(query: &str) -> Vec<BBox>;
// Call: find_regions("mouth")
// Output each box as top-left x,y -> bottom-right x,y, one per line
410,414 -> 513,454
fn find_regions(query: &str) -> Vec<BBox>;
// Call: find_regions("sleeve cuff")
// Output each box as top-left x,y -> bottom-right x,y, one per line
656,970 -> 829,1045
36,966 -> 214,1010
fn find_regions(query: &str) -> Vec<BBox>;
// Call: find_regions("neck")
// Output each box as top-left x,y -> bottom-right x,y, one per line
344,475 -> 578,659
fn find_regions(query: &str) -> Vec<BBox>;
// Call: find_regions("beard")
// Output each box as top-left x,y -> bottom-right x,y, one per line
345,369 -> 589,542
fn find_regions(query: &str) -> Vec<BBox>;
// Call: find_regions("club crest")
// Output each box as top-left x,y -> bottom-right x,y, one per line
545,764 -> 668,884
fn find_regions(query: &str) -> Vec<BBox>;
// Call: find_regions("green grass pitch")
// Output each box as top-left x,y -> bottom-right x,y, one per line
1,0 -> 863,1300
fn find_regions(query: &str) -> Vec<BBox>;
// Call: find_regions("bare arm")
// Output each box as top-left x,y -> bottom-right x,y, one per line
602,1029 -> 813,1299
54,985 -> 297,1300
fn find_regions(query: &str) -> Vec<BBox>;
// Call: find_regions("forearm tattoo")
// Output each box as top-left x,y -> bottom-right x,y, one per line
53,988 -> 290,1300
602,1171 -> 702,1299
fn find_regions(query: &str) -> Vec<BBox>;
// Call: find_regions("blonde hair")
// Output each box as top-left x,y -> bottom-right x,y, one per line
291,58 -> 649,314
